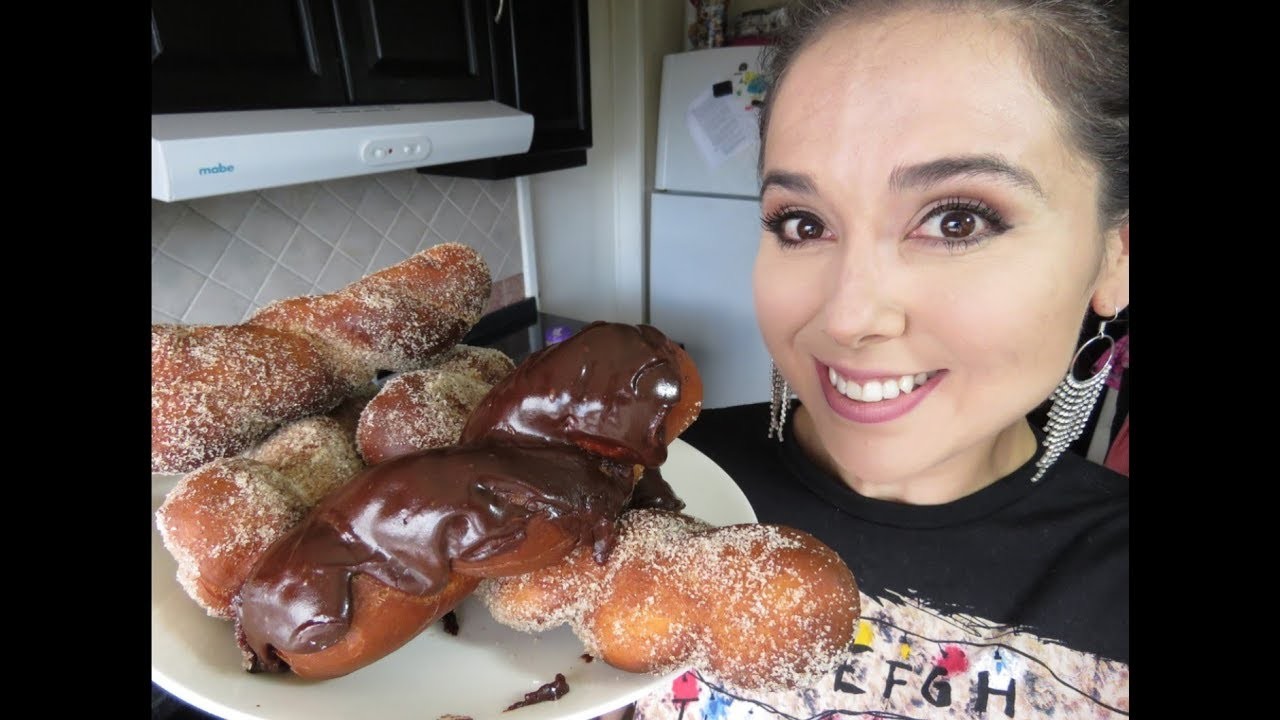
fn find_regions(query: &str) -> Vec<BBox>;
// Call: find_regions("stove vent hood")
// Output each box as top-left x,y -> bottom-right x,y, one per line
151,101 -> 533,202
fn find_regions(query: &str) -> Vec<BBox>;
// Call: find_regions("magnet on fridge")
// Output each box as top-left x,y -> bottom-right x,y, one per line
712,80 -> 732,97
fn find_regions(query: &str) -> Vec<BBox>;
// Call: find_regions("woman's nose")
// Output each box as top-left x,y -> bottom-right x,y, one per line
821,246 -> 906,349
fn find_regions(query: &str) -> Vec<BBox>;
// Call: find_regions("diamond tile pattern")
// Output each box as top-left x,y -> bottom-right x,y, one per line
151,171 -> 522,325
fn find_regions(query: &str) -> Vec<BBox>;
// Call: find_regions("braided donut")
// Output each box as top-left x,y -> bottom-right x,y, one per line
355,345 -> 516,465
151,243 -> 491,474
478,509 -> 861,693
151,324 -> 349,474
155,416 -> 364,619
246,243 -> 490,390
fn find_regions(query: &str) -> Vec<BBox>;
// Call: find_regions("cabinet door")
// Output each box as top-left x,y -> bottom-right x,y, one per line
151,0 -> 347,113
337,0 -> 496,104
505,0 -> 592,155
423,0 -> 592,179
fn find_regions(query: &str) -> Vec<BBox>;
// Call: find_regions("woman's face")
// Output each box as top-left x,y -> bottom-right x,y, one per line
754,8 -> 1129,488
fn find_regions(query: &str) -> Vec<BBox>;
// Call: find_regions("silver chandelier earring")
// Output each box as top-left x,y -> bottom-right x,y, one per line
769,362 -> 791,442
1032,308 -> 1120,483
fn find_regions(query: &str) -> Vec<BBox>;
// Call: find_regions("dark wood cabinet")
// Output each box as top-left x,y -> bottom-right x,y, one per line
337,0 -> 495,104
151,0 -> 348,113
152,0 -> 496,112
420,0 -> 593,179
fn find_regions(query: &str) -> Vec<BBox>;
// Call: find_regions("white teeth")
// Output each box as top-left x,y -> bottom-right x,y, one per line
827,367 -> 939,403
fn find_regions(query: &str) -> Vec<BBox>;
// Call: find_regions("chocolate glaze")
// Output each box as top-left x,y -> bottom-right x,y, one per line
461,322 -> 686,468
237,443 -> 636,670
234,322 -> 698,675
627,467 -> 686,512
505,673 -> 570,711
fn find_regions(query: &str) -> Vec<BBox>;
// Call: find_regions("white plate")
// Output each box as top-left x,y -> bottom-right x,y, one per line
152,438 -> 756,720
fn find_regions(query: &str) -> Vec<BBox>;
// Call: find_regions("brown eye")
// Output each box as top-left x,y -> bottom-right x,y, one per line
792,217 -> 826,239
763,209 -> 833,245
939,210 -> 977,238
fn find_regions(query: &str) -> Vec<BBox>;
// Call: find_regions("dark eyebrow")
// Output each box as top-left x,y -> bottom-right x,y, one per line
759,171 -> 817,201
889,154 -> 1045,198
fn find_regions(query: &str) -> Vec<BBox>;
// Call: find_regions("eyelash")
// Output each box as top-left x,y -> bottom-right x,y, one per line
917,197 -> 1010,252
760,198 -> 1011,251
760,206 -> 823,248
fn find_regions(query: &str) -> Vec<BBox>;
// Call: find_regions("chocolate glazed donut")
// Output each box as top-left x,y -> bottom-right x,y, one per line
234,322 -> 702,679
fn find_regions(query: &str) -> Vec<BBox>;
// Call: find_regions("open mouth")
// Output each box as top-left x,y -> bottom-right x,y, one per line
827,367 -> 940,403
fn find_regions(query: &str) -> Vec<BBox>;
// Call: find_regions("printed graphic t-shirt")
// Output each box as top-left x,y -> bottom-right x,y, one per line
633,403 -> 1129,719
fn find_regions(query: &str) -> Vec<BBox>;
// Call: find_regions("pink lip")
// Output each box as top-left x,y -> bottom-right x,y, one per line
816,360 -> 945,424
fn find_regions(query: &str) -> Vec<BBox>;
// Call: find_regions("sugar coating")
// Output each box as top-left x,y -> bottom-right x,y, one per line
240,415 -> 364,505
353,341 -> 517,464
151,324 -> 348,474
152,243 -> 492,474
356,369 -> 496,464
478,510 -> 860,694
248,243 -> 492,390
155,458 -> 311,618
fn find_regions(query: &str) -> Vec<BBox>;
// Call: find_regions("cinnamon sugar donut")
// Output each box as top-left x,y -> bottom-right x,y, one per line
155,458 -> 312,619
152,244 -> 492,474
478,509 -> 860,693
240,416 -> 363,505
159,418 -> 364,619
247,243 -> 491,390
355,346 -> 516,465
151,324 -> 348,474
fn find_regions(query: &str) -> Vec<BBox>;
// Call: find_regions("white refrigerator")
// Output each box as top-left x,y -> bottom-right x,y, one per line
648,46 -> 771,409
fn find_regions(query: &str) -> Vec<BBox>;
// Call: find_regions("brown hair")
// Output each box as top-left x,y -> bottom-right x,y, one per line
758,0 -> 1129,229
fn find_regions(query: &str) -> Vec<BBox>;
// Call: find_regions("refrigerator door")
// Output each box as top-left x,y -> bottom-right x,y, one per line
655,46 -> 767,198
649,192 -> 771,409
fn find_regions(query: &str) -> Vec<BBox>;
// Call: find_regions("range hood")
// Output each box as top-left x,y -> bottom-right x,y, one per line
151,101 -> 534,202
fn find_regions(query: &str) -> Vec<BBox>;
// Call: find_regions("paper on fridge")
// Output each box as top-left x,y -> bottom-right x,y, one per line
685,89 -> 758,171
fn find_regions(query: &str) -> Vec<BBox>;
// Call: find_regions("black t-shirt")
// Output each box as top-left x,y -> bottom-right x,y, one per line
634,402 -> 1130,719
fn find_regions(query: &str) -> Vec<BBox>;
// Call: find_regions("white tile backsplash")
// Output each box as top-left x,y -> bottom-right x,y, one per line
210,239 -> 274,298
387,208 -> 427,254
356,182 -> 403,234
280,226 -> 335,284
337,217 -> 382,267
162,211 -> 233,274
256,264 -> 312,307
187,281 -> 252,325
187,192 -> 257,234
151,200 -> 185,247
315,251 -> 367,295
429,199 -> 468,243
151,253 -> 207,317
301,191 -> 354,244
369,236 -> 410,270
376,171 -> 417,203
470,195 -> 501,235
447,178 -> 482,216
152,171 -> 524,326
237,202 -> 296,259
261,184 -> 319,221
407,181 -> 445,224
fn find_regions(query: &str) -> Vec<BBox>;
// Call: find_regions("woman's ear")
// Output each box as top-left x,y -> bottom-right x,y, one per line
1092,220 -> 1129,316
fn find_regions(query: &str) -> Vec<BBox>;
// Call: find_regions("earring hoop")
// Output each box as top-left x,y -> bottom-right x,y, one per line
1031,306 -> 1119,483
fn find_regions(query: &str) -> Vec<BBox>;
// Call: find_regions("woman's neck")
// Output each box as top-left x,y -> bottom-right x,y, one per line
791,404 -> 1038,505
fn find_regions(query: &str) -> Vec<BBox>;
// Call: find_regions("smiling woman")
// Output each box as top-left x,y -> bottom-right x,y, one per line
626,0 -> 1129,717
